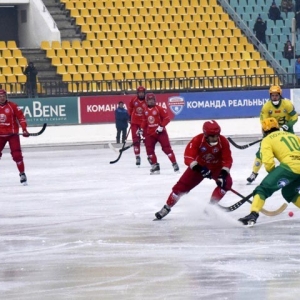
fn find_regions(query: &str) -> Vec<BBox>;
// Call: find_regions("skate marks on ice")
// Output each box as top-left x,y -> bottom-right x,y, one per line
1,146 -> 300,299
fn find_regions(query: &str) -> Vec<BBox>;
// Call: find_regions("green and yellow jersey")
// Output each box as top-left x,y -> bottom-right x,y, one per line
260,99 -> 298,133
261,130 -> 300,174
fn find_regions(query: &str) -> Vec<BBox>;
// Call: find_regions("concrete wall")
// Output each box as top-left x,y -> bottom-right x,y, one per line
18,0 -> 60,48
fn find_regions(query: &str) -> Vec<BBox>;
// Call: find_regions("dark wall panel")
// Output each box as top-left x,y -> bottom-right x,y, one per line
0,7 -> 18,45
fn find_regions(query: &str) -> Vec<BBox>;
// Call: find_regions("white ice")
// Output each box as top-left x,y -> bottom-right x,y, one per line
1,119 -> 300,300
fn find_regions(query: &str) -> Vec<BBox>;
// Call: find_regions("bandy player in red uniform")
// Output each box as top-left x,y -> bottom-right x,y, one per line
140,93 -> 179,175
155,120 -> 233,219
0,89 -> 29,185
127,86 -> 147,166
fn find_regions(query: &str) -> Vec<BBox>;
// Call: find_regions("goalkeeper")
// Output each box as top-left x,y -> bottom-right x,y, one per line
247,85 -> 298,184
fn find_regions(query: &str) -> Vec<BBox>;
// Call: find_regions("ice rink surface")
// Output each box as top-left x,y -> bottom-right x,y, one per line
1,134 -> 300,300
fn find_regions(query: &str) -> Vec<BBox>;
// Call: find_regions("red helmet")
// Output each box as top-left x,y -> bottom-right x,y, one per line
203,120 -> 221,136
137,86 -> 146,100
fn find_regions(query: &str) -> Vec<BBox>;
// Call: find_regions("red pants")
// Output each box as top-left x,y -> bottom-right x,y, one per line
0,135 -> 25,173
166,167 -> 233,207
131,123 -> 142,155
144,131 -> 176,164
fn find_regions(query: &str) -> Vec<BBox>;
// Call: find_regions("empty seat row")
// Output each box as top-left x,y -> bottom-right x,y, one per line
55,59 -> 273,81
72,11 -> 230,25
0,57 -> 27,67
44,44 -> 260,61
0,40 -> 19,50
61,0 -> 210,8
0,49 -> 25,58
76,19 -> 236,33
68,5 -> 222,18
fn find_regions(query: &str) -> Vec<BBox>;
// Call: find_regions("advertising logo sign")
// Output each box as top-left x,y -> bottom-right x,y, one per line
80,93 -> 179,123
14,97 -> 79,125
168,96 -> 185,115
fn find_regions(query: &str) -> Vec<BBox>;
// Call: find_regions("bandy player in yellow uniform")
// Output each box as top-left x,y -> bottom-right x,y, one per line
247,85 -> 298,184
239,118 -> 300,225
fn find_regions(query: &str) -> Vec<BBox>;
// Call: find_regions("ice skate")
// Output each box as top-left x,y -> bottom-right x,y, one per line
136,156 -> 141,166
154,205 -> 171,220
150,163 -> 160,175
238,211 -> 259,226
172,162 -> 179,172
20,172 -> 28,186
246,172 -> 258,184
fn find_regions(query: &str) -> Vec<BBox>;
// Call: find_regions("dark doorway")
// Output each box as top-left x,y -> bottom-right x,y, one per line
0,6 -> 19,46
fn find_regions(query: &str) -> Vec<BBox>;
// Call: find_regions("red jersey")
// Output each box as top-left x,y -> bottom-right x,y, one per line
128,96 -> 147,126
141,105 -> 170,136
0,101 -> 27,135
184,134 -> 232,171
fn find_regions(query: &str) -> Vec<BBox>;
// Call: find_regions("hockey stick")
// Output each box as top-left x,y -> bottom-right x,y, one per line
109,140 -> 140,164
228,137 -> 262,150
230,188 -> 288,216
109,127 -> 131,164
108,127 -> 131,154
0,123 -> 47,137
218,191 -> 253,212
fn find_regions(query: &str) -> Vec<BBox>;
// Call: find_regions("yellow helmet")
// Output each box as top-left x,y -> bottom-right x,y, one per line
269,85 -> 282,96
261,117 -> 279,132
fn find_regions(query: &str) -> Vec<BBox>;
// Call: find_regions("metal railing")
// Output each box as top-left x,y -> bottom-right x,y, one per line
2,73 -> 296,98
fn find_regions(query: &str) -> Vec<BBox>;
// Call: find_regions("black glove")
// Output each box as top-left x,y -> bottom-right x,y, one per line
192,164 -> 212,179
217,169 -> 228,189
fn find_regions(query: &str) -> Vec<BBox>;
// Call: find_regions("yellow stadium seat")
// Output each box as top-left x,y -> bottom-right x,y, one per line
249,60 -> 259,69
215,69 -> 226,77
93,73 -> 103,81
230,61 -> 240,70
86,32 -> 96,41
51,57 -> 61,66
57,65 -> 67,74
61,40 -> 71,49
72,40 -> 82,49
256,60 -> 269,69
242,51 -> 252,61
0,41 -> 6,49
11,66 -> 23,76
0,74 -> 6,84
252,52 -> 262,60
87,65 -> 98,74
6,57 -> 18,67
236,69 -> 246,76
114,56 -> 123,65
2,49 -> 12,58
91,40 -> 101,49
7,41 -> 17,50
56,49 -> 67,57
124,56 -> 133,65
112,40 -> 122,49
51,41 -> 61,49
77,48 -> 87,58
87,48 -> 98,57
103,56 -> 113,65
18,57 -> 27,68
71,57 -> 81,66
77,65 -> 88,74
41,41 -> 51,50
